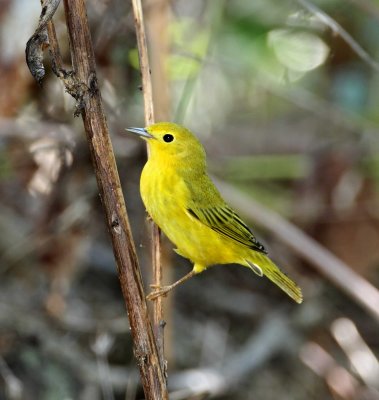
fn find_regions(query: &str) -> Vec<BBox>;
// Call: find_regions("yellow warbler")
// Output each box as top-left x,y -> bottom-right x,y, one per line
127,122 -> 302,304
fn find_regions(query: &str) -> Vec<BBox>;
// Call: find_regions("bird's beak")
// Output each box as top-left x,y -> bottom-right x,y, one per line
125,127 -> 154,139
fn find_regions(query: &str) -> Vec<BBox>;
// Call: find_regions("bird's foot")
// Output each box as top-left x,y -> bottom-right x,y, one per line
146,270 -> 197,301
146,284 -> 172,301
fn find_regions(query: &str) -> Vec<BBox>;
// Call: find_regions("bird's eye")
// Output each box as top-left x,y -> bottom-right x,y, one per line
163,134 -> 174,143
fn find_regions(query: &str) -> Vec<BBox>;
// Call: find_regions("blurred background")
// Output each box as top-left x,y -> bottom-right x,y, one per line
1,0 -> 379,399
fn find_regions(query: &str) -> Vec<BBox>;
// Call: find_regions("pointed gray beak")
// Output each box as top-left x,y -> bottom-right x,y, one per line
125,127 -> 154,139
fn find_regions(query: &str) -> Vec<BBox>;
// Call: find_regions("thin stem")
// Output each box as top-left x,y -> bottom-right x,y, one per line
45,20 -> 64,75
131,0 -> 155,127
54,0 -> 168,398
297,0 -> 379,72
130,0 -> 166,376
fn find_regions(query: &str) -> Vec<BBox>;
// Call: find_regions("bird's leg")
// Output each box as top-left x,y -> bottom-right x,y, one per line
146,270 -> 197,301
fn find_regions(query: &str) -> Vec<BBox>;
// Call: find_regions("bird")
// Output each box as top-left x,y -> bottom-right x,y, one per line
126,122 -> 303,304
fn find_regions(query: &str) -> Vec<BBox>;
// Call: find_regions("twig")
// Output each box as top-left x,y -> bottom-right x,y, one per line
45,18 -> 64,76
331,318 -> 379,388
300,341 -> 379,399
145,0 -> 174,364
297,0 -> 379,72
145,0 -> 171,121
300,342 -> 360,399
213,177 -> 379,322
25,0 -> 168,398
131,0 -> 155,126
60,0 -> 167,396
130,0 -> 166,376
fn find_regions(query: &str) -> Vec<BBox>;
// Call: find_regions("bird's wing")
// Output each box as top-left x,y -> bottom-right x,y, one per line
187,205 -> 267,254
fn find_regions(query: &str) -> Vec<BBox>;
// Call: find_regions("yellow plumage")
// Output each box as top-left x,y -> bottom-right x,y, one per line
127,122 -> 302,304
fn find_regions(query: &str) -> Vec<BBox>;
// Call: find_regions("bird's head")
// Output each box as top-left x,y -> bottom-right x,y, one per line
126,122 -> 206,167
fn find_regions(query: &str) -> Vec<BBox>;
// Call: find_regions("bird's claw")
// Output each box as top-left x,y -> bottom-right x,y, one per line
146,286 -> 171,301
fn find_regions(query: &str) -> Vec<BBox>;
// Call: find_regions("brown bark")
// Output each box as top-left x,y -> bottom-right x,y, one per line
60,0 -> 168,398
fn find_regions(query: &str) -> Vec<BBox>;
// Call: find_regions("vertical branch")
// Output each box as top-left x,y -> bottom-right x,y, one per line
59,1 -> 167,398
145,0 -> 173,364
45,21 -> 63,74
130,0 -> 166,373
130,0 -> 155,126
147,0 -> 171,122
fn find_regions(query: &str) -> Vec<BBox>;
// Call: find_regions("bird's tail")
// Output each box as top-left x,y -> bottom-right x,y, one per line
245,253 -> 303,304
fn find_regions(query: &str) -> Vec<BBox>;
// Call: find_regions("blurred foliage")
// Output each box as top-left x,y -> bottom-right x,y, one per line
0,0 -> 379,399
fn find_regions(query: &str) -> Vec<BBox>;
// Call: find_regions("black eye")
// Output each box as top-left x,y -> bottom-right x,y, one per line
163,134 -> 174,143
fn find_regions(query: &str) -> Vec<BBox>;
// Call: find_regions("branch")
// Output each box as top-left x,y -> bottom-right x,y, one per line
297,0 -> 379,72
130,0 -> 166,375
61,0 -> 167,396
213,177 -> 379,323
25,0 -> 168,398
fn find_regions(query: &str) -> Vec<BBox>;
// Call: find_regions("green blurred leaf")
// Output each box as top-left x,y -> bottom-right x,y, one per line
167,18 -> 210,80
267,29 -> 329,73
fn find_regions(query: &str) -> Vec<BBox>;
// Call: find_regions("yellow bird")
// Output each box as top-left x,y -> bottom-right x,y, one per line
127,122 -> 303,304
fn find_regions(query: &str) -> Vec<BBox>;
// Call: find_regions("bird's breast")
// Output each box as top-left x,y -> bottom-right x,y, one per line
140,161 -> 189,236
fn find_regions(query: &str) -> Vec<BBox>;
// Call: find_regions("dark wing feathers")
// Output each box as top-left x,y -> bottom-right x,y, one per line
187,206 -> 267,254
